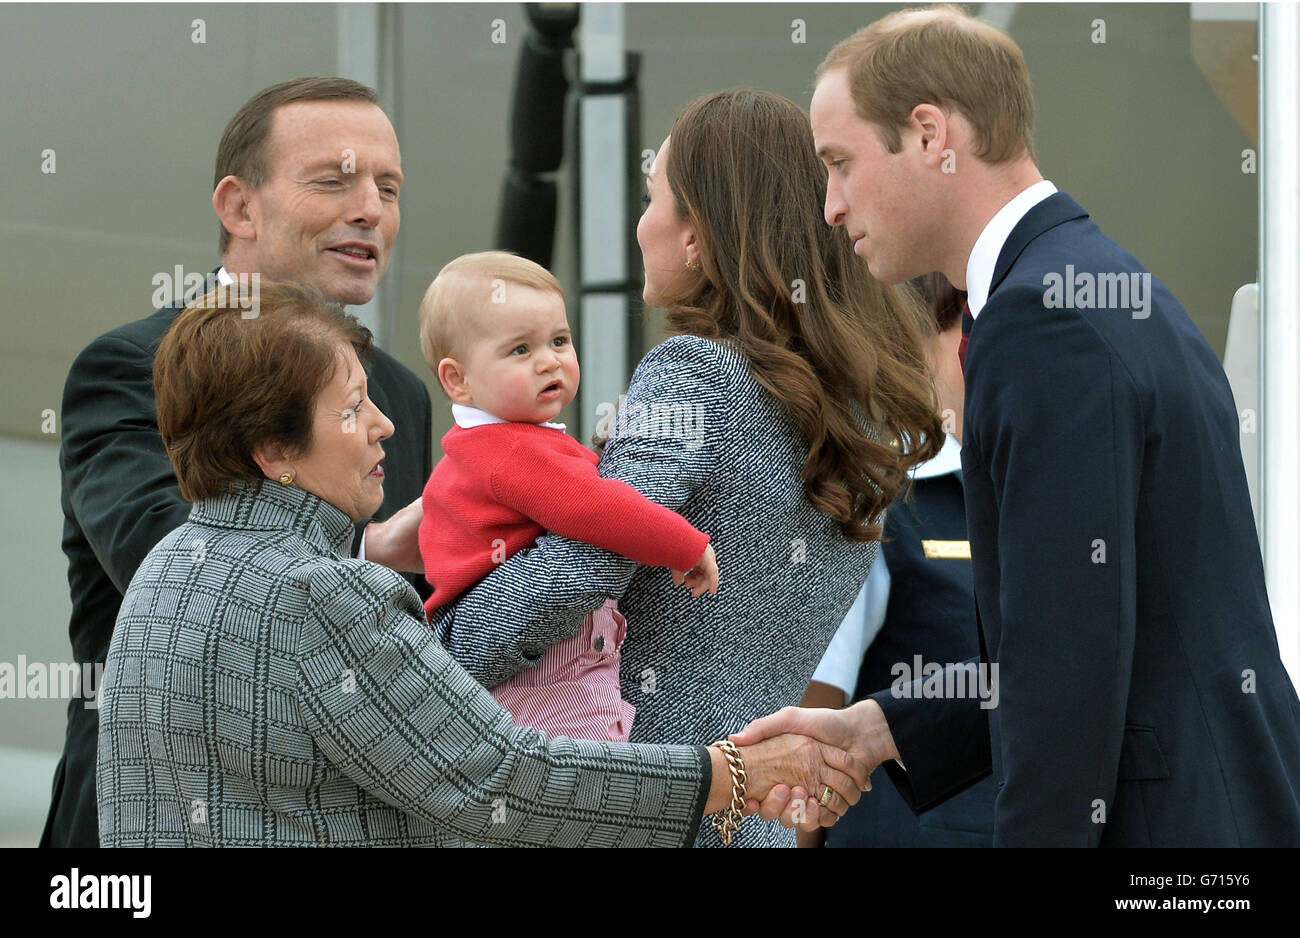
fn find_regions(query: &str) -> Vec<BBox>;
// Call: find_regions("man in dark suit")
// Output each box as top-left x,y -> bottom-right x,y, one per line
735,7 -> 1300,845
42,77 -> 433,848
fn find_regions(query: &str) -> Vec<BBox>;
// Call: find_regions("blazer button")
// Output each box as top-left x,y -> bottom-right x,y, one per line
593,635 -> 606,652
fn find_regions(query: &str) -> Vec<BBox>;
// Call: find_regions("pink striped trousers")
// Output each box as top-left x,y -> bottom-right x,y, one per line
489,599 -> 636,742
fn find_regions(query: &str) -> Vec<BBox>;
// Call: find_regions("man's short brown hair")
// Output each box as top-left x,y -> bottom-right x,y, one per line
154,280 -> 373,501
213,77 -> 380,254
819,4 -> 1036,164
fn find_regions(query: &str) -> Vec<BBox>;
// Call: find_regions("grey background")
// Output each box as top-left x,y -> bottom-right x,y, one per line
0,2 -> 1258,844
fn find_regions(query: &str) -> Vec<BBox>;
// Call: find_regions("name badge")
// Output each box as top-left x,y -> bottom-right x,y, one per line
922,539 -> 970,560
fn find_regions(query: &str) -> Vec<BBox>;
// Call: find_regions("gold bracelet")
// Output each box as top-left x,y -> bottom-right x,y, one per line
709,740 -> 748,846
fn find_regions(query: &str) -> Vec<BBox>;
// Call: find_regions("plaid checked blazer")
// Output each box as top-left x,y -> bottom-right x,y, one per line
96,478 -> 709,846
434,334 -> 881,848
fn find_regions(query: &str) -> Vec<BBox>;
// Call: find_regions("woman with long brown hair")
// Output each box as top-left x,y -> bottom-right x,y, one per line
434,88 -> 943,847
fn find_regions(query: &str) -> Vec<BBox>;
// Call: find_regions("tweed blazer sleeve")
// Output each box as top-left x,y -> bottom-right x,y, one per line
433,334 -> 729,688
296,557 -> 710,846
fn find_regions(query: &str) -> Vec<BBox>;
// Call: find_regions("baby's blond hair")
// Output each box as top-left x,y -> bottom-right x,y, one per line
418,252 -> 565,382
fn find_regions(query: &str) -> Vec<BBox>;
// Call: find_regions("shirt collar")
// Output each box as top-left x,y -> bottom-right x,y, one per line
190,477 -> 357,559
216,266 -> 233,285
451,402 -> 566,432
965,179 -> 1058,319
911,432 -> 962,480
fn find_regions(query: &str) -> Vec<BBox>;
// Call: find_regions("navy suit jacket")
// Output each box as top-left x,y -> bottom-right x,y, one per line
43,271 -> 433,848
873,192 -> 1300,846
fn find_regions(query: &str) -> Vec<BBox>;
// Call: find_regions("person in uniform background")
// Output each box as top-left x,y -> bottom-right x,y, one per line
799,273 -> 995,848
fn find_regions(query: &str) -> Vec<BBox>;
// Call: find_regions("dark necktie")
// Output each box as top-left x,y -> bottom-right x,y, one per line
958,302 -> 973,374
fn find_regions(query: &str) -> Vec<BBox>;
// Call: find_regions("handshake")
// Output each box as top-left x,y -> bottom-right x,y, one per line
708,698 -> 900,831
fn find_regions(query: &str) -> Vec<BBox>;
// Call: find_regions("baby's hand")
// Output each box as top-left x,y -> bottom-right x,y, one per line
672,543 -> 718,598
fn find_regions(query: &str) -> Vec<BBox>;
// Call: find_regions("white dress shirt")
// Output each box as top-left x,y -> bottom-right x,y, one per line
964,179 -> 1057,319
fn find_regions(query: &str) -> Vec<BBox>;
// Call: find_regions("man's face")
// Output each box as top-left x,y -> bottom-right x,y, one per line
811,69 -> 933,284
244,101 -> 402,306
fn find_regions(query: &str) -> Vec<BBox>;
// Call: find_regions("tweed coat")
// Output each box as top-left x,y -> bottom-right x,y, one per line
96,478 -> 710,847
434,334 -> 880,847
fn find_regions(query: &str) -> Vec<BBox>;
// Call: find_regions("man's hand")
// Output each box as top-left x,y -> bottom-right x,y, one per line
729,699 -> 901,831
362,496 -> 425,573
672,543 -> 718,598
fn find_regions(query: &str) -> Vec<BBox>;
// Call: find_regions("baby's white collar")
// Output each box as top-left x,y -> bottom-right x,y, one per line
451,403 -> 566,431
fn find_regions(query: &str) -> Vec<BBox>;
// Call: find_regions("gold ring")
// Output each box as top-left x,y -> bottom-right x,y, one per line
818,786 -> 833,808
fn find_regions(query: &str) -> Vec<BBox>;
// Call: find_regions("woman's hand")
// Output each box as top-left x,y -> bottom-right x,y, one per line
672,543 -> 718,598
705,733 -> 867,824
729,700 -> 900,831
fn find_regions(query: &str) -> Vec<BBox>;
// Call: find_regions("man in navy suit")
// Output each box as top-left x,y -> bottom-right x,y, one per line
735,6 -> 1300,845
42,78 -> 433,848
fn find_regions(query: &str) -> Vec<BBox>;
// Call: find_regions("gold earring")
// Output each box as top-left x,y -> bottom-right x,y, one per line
279,472 -> 294,485
685,258 -> 701,271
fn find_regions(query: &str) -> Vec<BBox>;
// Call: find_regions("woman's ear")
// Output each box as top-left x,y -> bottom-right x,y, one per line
438,357 -> 473,405
683,228 -> 700,269
251,442 -> 293,481
213,175 -> 258,243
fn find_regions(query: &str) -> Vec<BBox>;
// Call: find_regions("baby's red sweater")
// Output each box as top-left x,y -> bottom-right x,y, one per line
420,422 -> 710,616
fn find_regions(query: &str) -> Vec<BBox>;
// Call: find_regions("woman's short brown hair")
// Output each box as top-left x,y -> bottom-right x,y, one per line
819,4 -> 1036,164
154,280 -> 373,501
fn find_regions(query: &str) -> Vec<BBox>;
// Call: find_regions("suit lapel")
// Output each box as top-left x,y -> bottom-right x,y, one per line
987,192 -> 1090,297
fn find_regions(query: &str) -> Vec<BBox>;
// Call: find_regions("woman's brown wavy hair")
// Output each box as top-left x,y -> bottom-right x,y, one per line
659,89 -> 943,541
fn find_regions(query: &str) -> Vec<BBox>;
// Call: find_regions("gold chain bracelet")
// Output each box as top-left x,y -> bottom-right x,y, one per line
709,740 -> 748,845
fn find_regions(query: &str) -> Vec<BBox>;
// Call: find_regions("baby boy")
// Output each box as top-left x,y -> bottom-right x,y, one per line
417,251 -> 717,742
